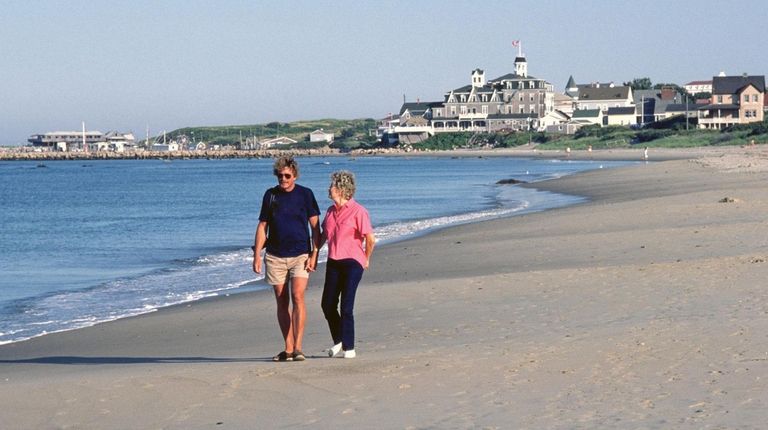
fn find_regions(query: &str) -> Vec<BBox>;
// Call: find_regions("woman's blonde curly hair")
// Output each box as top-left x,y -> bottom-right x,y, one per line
330,170 -> 356,200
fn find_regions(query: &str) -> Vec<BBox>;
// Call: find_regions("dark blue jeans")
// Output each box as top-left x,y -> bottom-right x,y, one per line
322,258 -> 364,351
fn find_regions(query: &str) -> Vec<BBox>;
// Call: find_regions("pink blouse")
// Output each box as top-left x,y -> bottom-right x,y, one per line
322,198 -> 373,268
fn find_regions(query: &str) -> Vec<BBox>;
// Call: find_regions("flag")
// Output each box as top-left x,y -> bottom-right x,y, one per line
511,40 -> 520,47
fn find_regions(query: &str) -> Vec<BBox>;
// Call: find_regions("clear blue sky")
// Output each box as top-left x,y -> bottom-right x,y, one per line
1,0 -> 765,145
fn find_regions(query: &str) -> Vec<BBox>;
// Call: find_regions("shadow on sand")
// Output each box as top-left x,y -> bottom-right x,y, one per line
0,356 -> 274,365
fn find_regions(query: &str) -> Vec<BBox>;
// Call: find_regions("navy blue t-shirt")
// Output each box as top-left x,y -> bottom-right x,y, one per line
258,184 -> 320,257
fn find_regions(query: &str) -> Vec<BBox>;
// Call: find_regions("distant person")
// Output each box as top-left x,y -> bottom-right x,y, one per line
644,146 -> 649,160
317,170 -> 376,359
252,156 -> 321,362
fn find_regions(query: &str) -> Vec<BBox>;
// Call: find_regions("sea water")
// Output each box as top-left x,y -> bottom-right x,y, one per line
0,156 -> 631,344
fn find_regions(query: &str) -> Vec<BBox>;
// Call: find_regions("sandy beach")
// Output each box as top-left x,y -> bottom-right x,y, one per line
2,146 -> 768,429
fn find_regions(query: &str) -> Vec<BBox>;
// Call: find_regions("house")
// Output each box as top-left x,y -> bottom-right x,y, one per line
697,74 -> 765,129
260,136 -> 298,148
539,109 -> 571,130
574,82 -> 634,112
151,142 -> 179,152
394,101 -> 438,143
28,131 -> 105,151
554,93 -> 575,117
102,131 -> 136,152
662,103 -> 699,121
606,107 -> 637,126
633,87 -> 684,125
28,130 -> 136,152
684,80 -> 713,96
571,109 -> 604,127
309,129 -> 334,144
417,53 -> 556,137
545,121 -> 583,135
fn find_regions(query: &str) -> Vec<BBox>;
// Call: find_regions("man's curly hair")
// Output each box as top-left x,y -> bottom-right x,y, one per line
273,156 -> 299,178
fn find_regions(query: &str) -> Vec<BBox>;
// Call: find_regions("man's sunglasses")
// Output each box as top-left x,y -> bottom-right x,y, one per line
275,173 -> 293,179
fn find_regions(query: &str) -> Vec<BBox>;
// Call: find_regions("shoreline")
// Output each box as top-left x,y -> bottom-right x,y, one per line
0,158 -> 596,347
2,146 -> 768,428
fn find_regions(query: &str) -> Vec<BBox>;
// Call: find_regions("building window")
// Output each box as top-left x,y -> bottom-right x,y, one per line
482,105 -> 488,114
745,95 -> 750,103
460,106 -> 467,115
450,107 -> 456,116
519,106 -> 524,114
717,95 -> 723,103
754,94 -> 759,102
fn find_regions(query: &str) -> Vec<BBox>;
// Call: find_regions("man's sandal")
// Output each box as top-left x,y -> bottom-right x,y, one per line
273,351 -> 293,362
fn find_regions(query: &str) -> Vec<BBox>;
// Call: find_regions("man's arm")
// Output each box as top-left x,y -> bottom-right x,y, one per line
306,215 -> 321,272
252,221 -> 268,274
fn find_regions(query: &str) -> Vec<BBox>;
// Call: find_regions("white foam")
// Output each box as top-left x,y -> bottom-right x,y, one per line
0,186 -> 584,345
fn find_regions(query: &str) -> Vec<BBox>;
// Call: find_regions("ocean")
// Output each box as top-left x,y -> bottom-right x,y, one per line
0,155 -> 631,344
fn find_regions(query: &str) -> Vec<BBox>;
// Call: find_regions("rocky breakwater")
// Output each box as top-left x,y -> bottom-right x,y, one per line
0,147 -> 341,161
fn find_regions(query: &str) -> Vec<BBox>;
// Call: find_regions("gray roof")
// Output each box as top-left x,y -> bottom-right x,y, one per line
607,107 -> 636,115
399,102 -> 442,116
565,75 -> 577,89
665,103 -> 697,113
697,103 -> 740,110
578,86 -> 630,100
451,84 -> 474,93
712,75 -> 765,94
633,89 -> 684,114
490,72 -> 539,81
572,109 -> 601,118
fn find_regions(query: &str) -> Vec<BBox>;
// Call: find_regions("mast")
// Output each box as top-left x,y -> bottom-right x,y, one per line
82,121 -> 88,152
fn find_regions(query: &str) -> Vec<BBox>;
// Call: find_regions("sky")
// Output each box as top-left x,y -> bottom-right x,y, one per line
1,0 -> 765,145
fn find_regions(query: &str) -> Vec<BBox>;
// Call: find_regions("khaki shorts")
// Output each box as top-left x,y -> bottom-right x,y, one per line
265,253 -> 310,285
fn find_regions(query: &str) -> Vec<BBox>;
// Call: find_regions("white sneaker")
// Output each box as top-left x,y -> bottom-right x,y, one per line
328,343 -> 343,358
343,349 -> 356,359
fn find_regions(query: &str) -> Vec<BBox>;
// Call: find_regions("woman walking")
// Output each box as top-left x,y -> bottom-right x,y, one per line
316,170 -> 376,359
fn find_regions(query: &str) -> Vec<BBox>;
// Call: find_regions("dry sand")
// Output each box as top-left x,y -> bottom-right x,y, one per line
2,146 -> 768,429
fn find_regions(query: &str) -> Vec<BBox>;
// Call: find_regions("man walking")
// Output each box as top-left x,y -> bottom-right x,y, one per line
253,156 -> 320,362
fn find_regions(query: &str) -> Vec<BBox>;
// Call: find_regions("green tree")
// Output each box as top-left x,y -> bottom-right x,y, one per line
624,77 -> 653,90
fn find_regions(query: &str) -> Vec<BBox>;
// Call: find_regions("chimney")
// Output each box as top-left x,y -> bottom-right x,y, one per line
661,86 -> 676,100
